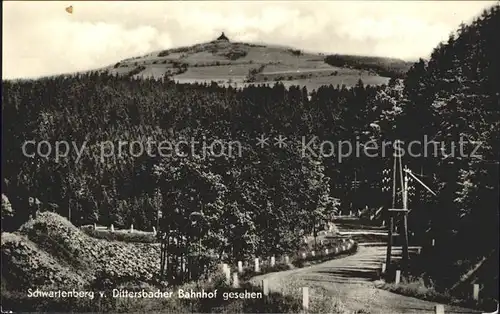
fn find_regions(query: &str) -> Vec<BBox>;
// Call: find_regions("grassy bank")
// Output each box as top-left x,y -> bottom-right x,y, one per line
1,266 -> 355,313
375,258 -> 498,313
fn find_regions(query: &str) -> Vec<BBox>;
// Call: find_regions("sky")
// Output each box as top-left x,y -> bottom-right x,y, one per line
2,1 -> 497,80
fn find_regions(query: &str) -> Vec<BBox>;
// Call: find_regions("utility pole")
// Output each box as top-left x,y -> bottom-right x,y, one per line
385,154 -> 397,269
402,166 -> 410,271
351,170 -> 361,213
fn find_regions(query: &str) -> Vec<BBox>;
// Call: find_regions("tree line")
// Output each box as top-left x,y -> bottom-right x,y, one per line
2,5 -> 498,286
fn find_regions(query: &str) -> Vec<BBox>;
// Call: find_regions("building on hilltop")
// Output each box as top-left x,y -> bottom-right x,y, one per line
216,32 -> 229,41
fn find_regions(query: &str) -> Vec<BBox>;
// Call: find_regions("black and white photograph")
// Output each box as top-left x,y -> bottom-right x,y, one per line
1,1 -> 499,313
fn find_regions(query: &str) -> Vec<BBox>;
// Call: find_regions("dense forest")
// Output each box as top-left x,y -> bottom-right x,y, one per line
324,54 -> 413,78
2,3 -> 499,296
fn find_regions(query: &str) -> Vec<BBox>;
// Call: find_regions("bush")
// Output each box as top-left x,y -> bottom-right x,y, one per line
287,49 -> 302,56
224,50 -> 247,61
81,227 -> 157,243
158,50 -> 170,57
128,66 -> 146,77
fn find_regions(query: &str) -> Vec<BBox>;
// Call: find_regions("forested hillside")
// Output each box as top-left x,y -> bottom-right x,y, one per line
1,3 -> 499,302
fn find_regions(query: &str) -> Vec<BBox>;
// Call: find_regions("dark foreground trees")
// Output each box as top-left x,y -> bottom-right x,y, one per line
2,5 -> 499,289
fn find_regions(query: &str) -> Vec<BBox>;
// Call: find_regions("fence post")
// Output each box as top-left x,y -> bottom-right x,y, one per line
434,304 -> 444,314
395,270 -> 401,285
302,287 -> 309,311
238,261 -> 243,273
262,279 -> 269,296
232,272 -> 239,288
270,256 -> 275,267
254,258 -> 260,273
473,284 -> 479,301
224,264 -> 231,285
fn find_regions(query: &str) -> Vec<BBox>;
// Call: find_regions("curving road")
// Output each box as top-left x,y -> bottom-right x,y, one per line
250,219 -> 480,314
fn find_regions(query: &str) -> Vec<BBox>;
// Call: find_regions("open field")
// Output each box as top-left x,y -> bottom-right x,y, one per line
102,39 -> 404,90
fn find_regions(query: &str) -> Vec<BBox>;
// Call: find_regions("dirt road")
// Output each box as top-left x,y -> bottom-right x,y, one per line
250,219 -> 480,314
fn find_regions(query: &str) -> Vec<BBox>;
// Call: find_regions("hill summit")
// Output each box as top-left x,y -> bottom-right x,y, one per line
105,37 -> 412,90
216,32 -> 230,41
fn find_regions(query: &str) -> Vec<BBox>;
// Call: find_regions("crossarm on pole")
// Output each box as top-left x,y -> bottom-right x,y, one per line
403,169 -> 437,196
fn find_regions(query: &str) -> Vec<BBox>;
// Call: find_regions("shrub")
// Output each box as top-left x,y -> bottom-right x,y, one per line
128,66 -> 146,77
81,227 -> 157,243
158,50 -> 170,57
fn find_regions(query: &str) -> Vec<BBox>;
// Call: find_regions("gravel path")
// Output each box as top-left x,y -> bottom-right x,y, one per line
250,220 -> 480,314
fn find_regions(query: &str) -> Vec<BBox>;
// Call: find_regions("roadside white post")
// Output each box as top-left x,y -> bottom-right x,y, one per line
473,284 -> 479,301
381,263 -> 386,274
311,251 -> 315,257
335,247 -> 339,254
302,287 -> 309,311
432,239 -> 435,247
130,224 -> 134,233
221,263 -> 228,275
270,256 -> 276,267
110,224 -> 114,232
417,247 -> 421,254
152,226 -> 157,235
301,252 -> 306,259
238,261 -> 243,273
224,265 -> 231,285
284,255 -> 290,264
93,223 -> 97,230
325,249 -> 329,255
254,258 -> 260,273
262,279 -> 269,296
232,272 -> 239,288
395,270 -> 401,285
435,304 -> 444,314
